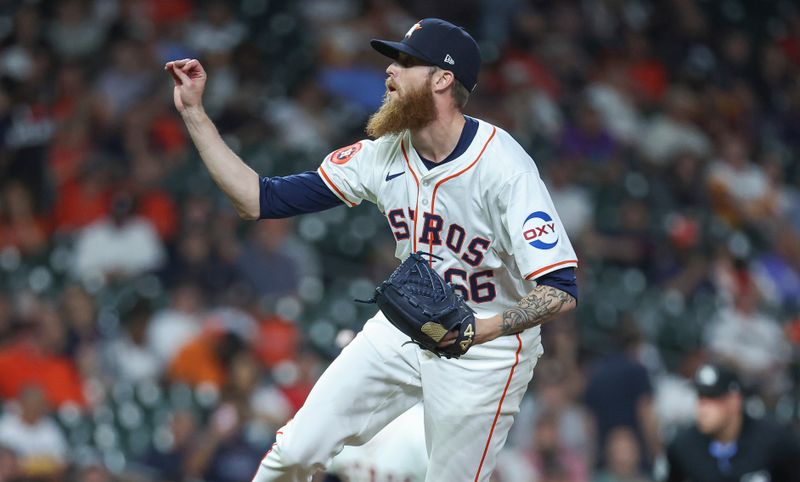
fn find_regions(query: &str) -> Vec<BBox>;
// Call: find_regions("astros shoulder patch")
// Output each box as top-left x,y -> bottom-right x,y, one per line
330,142 -> 363,165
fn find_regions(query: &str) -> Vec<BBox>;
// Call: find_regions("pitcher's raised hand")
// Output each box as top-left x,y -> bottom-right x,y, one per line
165,58 -> 207,113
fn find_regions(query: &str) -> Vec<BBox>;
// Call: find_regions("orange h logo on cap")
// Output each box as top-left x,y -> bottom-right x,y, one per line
405,22 -> 422,38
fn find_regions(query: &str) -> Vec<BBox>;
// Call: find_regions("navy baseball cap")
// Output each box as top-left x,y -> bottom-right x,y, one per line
370,18 -> 482,92
693,363 -> 742,398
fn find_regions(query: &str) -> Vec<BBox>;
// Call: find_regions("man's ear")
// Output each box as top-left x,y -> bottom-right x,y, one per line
433,70 -> 456,93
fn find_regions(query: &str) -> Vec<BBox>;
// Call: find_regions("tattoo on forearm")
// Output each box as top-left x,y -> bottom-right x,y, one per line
499,285 -> 574,335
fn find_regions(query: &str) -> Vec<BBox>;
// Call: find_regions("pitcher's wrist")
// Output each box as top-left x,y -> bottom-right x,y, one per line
180,104 -> 207,122
475,315 -> 502,344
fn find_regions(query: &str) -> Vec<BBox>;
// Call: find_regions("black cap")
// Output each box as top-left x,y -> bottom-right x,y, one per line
370,18 -> 481,92
693,363 -> 742,398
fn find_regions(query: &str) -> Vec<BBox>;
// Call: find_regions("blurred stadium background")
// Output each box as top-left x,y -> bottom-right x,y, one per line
0,0 -> 799,481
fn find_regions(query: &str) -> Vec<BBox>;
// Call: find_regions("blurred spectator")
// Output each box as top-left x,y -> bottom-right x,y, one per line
527,410 -> 590,482
316,28 -> 387,113
0,11 -> 55,200
255,314 -> 300,368
146,281 -> 206,366
751,228 -> 800,311
585,320 -> 660,470
128,153 -> 179,242
591,427 -> 653,482
0,300 -> 84,407
586,62 -> 641,146
185,1 -> 246,55
511,358 -> 594,462
265,79 -> 341,154
0,443 -> 21,482
183,401 -> 263,482
704,275 -> 791,393
47,0 -> 109,61
161,225 -> 240,298
637,88 -> 711,166
662,152 -> 708,209
226,342 -> 293,434
94,38 -> 155,119
169,329 -> 249,390
0,180 -> 48,258
52,157 -> 112,233
558,101 -> 619,164
499,56 -> 564,142
103,298 -> 161,382
707,136 -> 773,227
71,191 -> 166,285
586,198 -> 654,271
623,31 -> 668,105
0,6 -> 42,82
0,385 -> 66,479
651,217 -> 712,300
652,364 -> 699,443
235,219 -> 302,300
138,409 -> 197,482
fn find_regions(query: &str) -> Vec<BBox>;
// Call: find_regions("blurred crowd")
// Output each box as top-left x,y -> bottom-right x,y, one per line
0,0 -> 799,481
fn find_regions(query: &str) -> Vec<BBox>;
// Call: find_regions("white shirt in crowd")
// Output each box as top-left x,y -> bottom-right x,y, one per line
0,410 -> 66,464
71,217 -> 165,283
146,308 -> 203,366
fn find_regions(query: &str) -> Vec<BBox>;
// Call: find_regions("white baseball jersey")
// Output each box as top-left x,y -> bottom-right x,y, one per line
318,117 -> 578,350
253,117 -> 578,482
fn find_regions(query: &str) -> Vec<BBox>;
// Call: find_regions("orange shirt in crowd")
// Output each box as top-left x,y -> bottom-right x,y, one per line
136,191 -> 178,241
168,331 -> 225,389
627,58 -> 668,103
53,180 -> 110,232
0,340 -> 85,407
0,217 -> 50,256
256,316 -> 299,368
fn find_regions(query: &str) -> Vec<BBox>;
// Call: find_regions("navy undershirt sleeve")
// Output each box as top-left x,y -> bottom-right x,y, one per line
259,171 -> 343,219
535,267 -> 578,303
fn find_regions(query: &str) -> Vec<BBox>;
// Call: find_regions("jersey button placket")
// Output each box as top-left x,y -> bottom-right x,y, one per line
418,178 -> 434,254
421,177 -> 432,206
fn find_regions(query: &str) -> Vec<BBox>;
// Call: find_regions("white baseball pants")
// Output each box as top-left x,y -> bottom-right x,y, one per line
251,311 -> 541,482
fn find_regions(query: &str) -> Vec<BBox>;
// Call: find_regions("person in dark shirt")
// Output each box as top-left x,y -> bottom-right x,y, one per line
585,320 -> 660,470
665,363 -> 800,482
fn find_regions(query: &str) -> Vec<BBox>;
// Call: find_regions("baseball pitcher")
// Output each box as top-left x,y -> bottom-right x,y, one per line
166,18 -> 578,482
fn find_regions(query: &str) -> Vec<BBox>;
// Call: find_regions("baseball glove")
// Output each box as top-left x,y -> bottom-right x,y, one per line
364,251 -> 476,358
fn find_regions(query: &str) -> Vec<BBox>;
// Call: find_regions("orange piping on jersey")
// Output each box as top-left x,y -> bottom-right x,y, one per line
319,166 -> 357,207
400,140 -> 421,253
474,333 -> 522,482
258,429 -> 285,466
261,442 -> 277,460
524,259 -> 578,280
428,126 -> 497,256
